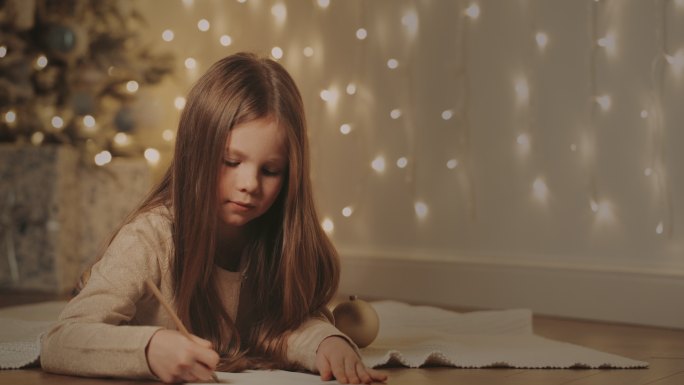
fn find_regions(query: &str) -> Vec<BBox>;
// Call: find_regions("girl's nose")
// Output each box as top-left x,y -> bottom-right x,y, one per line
237,167 -> 259,193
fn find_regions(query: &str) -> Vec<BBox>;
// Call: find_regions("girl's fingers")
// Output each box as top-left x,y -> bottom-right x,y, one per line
344,357 -> 360,384
195,345 -> 220,370
331,357 -> 348,384
356,361 -> 373,384
317,355 -> 333,381
187,362 -> 213,383
369,368 -> 389,382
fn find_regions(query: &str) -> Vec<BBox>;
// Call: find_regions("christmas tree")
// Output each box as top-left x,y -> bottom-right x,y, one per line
0,0 -> 173,161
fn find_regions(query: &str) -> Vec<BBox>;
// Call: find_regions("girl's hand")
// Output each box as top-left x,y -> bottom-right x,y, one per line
315,336 -> 388,384
146,329 -> 220,383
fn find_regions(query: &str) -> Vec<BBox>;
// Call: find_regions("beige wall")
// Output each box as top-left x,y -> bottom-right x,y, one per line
132,0 -> 684,326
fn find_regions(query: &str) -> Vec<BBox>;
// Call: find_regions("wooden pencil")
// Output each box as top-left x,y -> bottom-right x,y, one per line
145,279 -> 220,383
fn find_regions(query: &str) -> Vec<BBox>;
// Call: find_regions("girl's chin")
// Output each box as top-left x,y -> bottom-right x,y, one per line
219,215 -> 253,229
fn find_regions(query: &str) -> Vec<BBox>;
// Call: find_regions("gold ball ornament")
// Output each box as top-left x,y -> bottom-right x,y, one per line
332,295 -> 379,348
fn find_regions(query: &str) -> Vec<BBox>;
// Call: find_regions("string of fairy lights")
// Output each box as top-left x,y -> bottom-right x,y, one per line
650,0 -> 675,237
33,0 -> 682,239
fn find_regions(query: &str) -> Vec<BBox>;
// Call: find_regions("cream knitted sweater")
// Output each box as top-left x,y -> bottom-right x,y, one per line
40,206 -> 351,379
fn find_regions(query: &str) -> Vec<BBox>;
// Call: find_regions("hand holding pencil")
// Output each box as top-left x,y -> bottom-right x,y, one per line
144,279 -> 221,383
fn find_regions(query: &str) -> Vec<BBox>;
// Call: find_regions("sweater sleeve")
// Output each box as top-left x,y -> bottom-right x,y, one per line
40,211 -> 171,379
286,315 -> 360,373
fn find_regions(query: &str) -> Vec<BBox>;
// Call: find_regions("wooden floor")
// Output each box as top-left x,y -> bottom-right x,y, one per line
0,291 -> 683,385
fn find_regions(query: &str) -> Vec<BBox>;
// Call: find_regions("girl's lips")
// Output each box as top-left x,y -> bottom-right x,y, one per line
228,201 -> 254,211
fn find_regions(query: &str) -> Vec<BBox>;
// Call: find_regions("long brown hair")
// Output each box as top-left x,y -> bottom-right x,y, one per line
78,53 -> 340,371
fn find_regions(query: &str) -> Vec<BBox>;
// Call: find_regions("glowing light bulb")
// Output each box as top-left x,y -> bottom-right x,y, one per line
174,96 -> 186,110
342,206 -> 353,217
465,4 -> 480,19
514,78 -> 529,103
596,95 -> 611,111
162,29 -> 174,42
271,4 -> 287,23
31,132 -> 45,145
402,11 -> 418,28
126,80 -> 139,93
162,129 -> 175,142
220,35 -> 232,46
597,34 -> 616,50
303,46 -> 314,57
237,0 -> 246,3
271,47 -> 283,60
666,50 -> 684,72
387,59 -> 399,69
320,90 -> 332,101
535,32 -> 548,50
640,109 -> 649,118
532,177 -> 549,203
321,218 -> 334,234
590,199 -> 600,213
340,124 -> 351,135
396,157 -> 408,168
656,221 -> 664,234
321,90 -> 339,103
51,116 -> 64,129
114,132 -> 130,146
197,19 -> 210,31
317,0 -> 330,8
442,110 -> 454,120
0,45 -> 6,58
346,83 -> 357,95
446,159 -> 459,169
371,156 -> 386,173
356,28 -> 367,40
517,133 -> 531,154
591,200 -> 614,222
185,57 -> 197,69
644,168 -> 653,176
36,55 -> 48,69
144,148 -> 161,166
390,109 -> 402,119
414,201 -> 428,219
401,10 -> 418,36
5,110 -> 16,123
83,115 -> 96,128
94,151 -> 112,166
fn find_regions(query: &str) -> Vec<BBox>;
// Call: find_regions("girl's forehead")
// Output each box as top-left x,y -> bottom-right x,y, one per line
224,118 -> 287,160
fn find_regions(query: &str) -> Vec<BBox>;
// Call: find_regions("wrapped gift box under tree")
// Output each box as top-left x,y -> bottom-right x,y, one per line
0,144 -> 151,294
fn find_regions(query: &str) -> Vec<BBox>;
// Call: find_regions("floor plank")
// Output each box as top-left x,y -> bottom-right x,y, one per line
647,371 -> 684,385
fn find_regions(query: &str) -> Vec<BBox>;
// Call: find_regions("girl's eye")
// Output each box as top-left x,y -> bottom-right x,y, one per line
223,159 -> 239,167
263,168 -> 282,177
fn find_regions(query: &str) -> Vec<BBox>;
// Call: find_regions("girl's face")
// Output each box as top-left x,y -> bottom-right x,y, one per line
218,117 -> 287,233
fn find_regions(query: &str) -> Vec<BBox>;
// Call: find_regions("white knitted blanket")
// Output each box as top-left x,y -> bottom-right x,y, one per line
361,301 -> 647,369
0,301 -> 65,369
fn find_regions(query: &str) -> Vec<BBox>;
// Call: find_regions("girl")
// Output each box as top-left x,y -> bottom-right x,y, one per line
41,53 -> 388,384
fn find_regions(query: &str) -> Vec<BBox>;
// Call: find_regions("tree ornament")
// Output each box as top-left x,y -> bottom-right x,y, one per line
114,105 -> 136,133
43,21 -> 88,63
332,295 -> 380,348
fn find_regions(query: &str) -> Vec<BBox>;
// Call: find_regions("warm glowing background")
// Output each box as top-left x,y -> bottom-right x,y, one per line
15,0 -> 682,327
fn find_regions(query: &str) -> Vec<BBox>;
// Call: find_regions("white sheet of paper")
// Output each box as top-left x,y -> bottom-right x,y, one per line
205,369 -> 338,385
